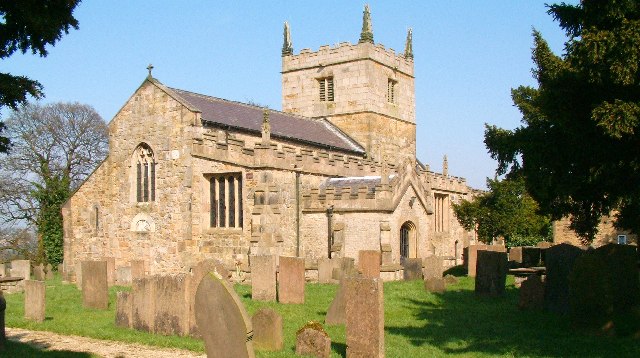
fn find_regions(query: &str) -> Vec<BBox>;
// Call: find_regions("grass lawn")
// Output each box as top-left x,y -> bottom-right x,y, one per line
4,274 -> 638,357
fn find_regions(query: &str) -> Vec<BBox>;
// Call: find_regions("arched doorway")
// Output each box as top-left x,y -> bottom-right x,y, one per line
400,221 -> 416,260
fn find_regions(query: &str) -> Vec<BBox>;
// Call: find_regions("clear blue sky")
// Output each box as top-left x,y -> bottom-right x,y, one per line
3,1 -> 576,189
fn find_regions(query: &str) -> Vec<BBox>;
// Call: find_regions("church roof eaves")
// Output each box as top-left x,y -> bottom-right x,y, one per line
169,88 -> 366,155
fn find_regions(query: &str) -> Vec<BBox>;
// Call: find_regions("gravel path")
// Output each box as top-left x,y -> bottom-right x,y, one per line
6,327 -> 207,358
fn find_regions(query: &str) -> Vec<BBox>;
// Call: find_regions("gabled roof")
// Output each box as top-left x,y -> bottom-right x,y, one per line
168,87 -> 365,155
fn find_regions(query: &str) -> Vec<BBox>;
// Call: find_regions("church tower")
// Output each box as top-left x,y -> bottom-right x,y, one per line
281,5 -> 416,165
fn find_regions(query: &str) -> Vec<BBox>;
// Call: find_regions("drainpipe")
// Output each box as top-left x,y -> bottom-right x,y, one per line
326,205 -> 334,259
295,171 -> 300,257
455,240 -> 459,265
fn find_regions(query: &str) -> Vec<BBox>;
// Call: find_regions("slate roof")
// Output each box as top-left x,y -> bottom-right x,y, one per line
169,88 -> 365,155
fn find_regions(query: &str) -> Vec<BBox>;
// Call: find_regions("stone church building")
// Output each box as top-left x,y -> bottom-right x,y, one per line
62,7 -> 477,280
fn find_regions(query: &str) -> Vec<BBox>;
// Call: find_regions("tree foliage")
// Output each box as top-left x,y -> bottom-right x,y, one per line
484,1 -> 640,241
0,0 -> 81,153
453,177 -> 552,246
0,102 -> 107,265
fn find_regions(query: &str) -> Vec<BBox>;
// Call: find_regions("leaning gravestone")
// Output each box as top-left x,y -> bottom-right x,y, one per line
33,264 -> 45,281
345,276 -> 384,358
518,275 -> 544,310
252,308 -> 283,351
358,250 -> 381,279
81,260 -> 108,309
544,243 -> 584,314
295,322 -> 331,358
188,259 -> 230,336
24,280 -> 45,322
475,251 -> 508,297
195,272 -> 255,358
251,255 -> 276,301
325,280 -> 347,326
278,256 -> 305,304
402,258 -> 423,280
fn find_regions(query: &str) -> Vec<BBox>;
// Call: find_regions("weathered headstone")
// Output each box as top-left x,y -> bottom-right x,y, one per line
152,274 -> 189,335
45,264 -> 54,280
131,260 -> 146,280
325,280 -> 347,325
188,259 -> 230,336
251,255 -> 276,301
317,258 -> 338,284
475,250 -> 508,297
332,257 -> 356,281
423,256 -> 444,279
518,275 -> 544,310
295,322 -> 331,358
544,243 -> 584,314
116,266 -> 132,285
402,258 -> 423,280
424,278 -> 446,293
358,250 -> 381,279
10,260 -> 30,280
81,260 -> 108,309
444,274 -> 459,285
24,280 -> 45,322
195,272 -> 255,358
131,276 -> 155,332
345,277 -> 384,358
467,245 -> 488,277
33,264 -> 45,281
509,247 -> 523,264
278,256 -> 305,304
115,291 -> 132,328
252,308 -> 283,351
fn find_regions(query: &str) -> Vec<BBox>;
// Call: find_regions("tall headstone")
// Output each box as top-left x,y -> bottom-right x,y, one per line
402,258 -> 423,280
195,272 -> 255,358
423,256 -> 444,279
115,291 -> 132,328
475,251 -> 508,297
467,245 -> 488,277
345,277 -> 384,358
152,274 -> 189,335
81,260 -> 108,309
33,264 -> 45,281
251,255 -> 276,301
295,322 -> 331,358
252,308 -> 283,351
10,260 -> 30,279
358,250 -> 381,279
277,256 -> 305,304
188,259 -> 230,336
24,280 -> 45,322
544,243 -> 584,314
131,276 -> 155,332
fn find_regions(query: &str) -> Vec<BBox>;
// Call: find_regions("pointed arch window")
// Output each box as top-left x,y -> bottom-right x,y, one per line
134,143 -> 155,202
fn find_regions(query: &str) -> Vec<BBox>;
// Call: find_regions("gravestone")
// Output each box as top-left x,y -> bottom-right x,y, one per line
444,274 -> 459,285
195,272 -> 255,358
252,308 -> 283,351
24,280 -> 45,322
116,267 -> 132,285
45,264 -> 54,280
251,255 -> 276,301
358,250 -> 381,279
277,256 -> 305,304
509,247 -> 523,264
522,247 -> 541,267
475,251 -> 508,297
33,264 -> 45,281
188,259 -> 230,336
131,260 -> 146,280
325,280 -> 347,325
518,275 -> 544,310
466,245 -> 488,277
81,260 -> 108,309
423,256 -> 444,279
332,257 -> 356,281
10,260 -> 30,280
402,258 -> 423,280
104,257 -> 115,286
152,274 -> 189,335
295,322 -> 331,358
345,277 -> 384,358
544,243 -> 584,314
317,258 -> 338,284
424,278 -> 446,293
115,291 -> 132,328
131,276 -> 155,332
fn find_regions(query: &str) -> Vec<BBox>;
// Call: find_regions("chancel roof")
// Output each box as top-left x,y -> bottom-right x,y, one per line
169,88 -> 365,155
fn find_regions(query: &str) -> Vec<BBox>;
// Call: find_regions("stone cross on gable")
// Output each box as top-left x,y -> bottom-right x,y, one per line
147,64 -> 154,78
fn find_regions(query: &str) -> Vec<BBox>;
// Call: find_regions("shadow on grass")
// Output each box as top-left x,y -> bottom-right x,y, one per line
386,285 -> 639,357
443,265 -> 467,277
4,340 -> 93,357
331,341 -> 346,356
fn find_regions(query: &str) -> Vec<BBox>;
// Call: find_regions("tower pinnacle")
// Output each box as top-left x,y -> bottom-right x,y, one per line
404,28 -> 413,60
359,4 -> 374,44
282,21 -> 293,56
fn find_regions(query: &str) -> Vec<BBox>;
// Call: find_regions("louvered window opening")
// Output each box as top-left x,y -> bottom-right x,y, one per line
319,77 -> 334,102
210,173 -> 243,228
387,79 -> 397,104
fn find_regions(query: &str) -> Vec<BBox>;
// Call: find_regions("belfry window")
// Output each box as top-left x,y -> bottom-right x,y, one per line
210,173 -> 243,228
387,79 -> 397,104
319,77 -> 334,102
134,143 -> 155,202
